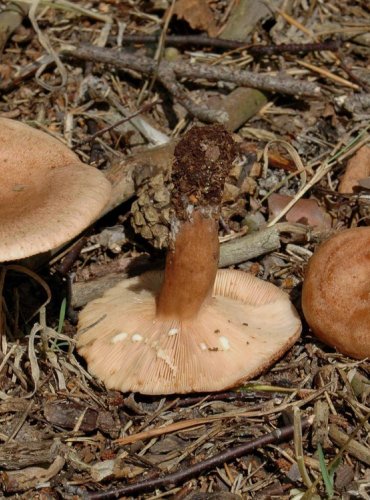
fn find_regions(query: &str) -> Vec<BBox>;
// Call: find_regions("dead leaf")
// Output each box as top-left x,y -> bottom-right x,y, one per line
339,145 -> 370,193
268,193 -> 331,230
173,0 -> 218,37
0,64 -> 12,80
44,400 -> 120,438
90,452 -> 144,482
0,456 -> 65,493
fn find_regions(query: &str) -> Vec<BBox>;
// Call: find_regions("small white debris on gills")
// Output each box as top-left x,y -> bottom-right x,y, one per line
157,349 -> 177,373
131,333 -> 143,342
168,327 -> 179,336
219,336 -> 230,351
111,332 -> 128,343
199,342 -> 208,351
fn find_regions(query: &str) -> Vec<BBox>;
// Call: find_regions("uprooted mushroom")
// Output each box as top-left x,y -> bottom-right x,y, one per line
77,124 -> 301,395
0,117 -> 111,262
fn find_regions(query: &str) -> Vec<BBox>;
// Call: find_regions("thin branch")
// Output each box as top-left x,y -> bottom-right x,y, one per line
75,100 -> 160,146
158,65 -> 228,123
294,407 -> 313,488
62,44 -> 321,99
337,55 -> 370,93
143,0 -> 176,101
74,416 -> 313,499
111,34 -> 342,55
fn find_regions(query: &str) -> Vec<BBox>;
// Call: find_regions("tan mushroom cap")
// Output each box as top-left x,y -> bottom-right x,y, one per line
302,227 -> 370,359
0,118 -> 111,260
77,269 -> 301,394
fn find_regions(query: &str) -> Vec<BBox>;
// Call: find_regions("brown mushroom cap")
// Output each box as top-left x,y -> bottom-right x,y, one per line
77,269 -> 301,394
0,118 -> 111,260
302,227 -> 370,359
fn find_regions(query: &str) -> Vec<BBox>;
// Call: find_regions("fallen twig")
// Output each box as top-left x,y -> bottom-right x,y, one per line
297,60 -> 360,90
109,34 -> 341,55
55,237 -> 87,276
0,54 -> 54,93
328,424 -> 370,466
337,55 -> 370,93
76,416 -> 313,499
219,225 -> 281,267
82,76 -> 170,146
113,399 -> 313,447
62,45 -> 321,113
75,99 -> 163,147
302,411 -> 370,499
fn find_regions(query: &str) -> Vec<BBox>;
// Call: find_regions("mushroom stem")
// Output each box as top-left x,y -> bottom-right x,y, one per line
156,123 -> 237,320
156,210 -> 219,319
77,124 -> 302,395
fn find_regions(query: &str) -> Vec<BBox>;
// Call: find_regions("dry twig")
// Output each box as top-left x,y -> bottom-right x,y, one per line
110,34 -> 341,55
74,416 -> 313,500
61,44 -> 321,124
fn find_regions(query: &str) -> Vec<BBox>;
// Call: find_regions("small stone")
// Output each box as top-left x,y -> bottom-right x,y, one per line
145,206 -> 160,223
243,212 -> 266,232
151,173 -> 165,189
133,209 -> 146,226
241,176 -> 257,195
154,188 -> 171,205
222,182 -> 240,203
164,47 -> 180,61
152,224 -> 169,248
228,163 -> 242,181
140,226 -> 153,239
137,192 -> 150,206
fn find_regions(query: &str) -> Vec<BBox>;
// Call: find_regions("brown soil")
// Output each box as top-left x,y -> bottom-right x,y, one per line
172,124 -> 237,219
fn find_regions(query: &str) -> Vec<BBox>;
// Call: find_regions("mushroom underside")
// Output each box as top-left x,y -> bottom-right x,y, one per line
77,270 -> 301,394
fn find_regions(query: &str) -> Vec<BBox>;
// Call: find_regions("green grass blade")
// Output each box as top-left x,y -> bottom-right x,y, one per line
57,297 -> 67,335
317,443 -> 334,498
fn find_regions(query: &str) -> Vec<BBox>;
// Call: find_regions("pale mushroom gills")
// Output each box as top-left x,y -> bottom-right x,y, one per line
0,118 -> 111,261
77,125 -> 301,394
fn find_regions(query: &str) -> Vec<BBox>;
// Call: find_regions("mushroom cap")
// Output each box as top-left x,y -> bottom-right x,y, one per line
0,118 -> 111,260
77,270 -> 301,394
302,227 -> 370,359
